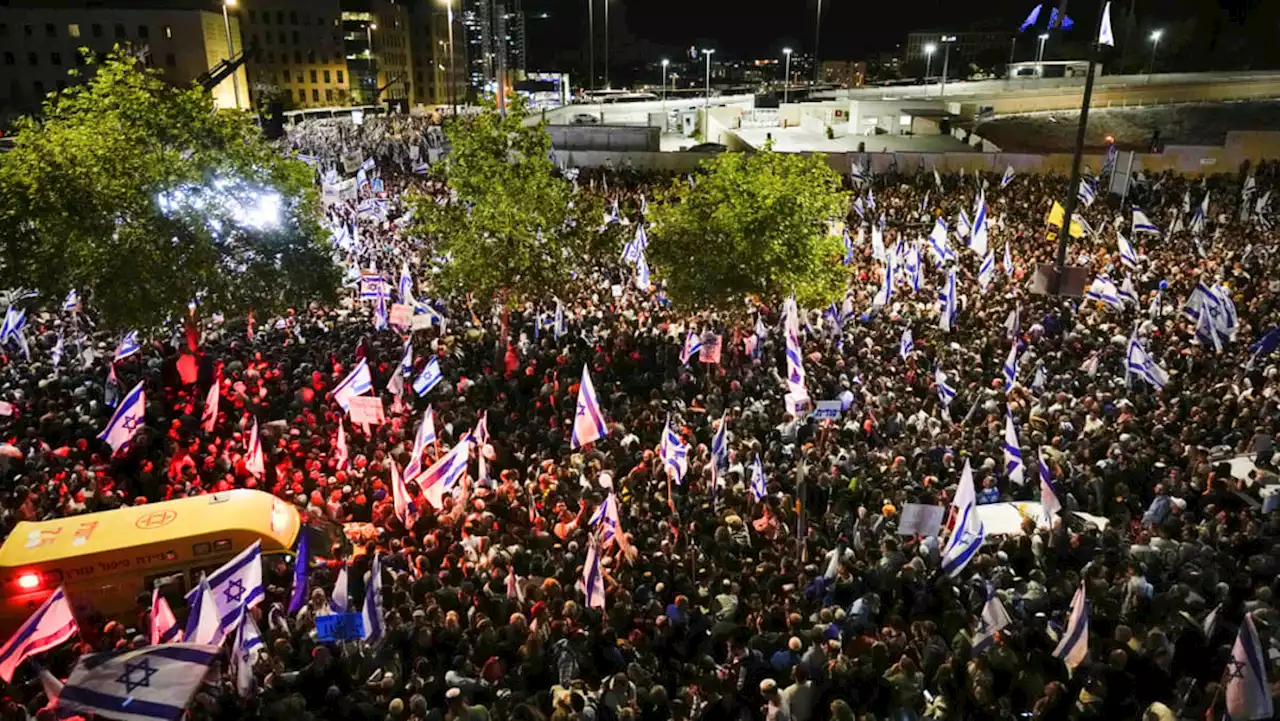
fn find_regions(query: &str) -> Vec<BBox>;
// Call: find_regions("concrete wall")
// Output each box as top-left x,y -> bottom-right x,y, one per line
552,150 -> 722,172
547,125 -> 660,152
536,93 -> 757,127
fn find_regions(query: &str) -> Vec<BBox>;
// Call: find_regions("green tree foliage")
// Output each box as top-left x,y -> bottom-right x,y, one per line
0,49 -> 338,329
407,97 -> 586,309
648,148 -> 849,312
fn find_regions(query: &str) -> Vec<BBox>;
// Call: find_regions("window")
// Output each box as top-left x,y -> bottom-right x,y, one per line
27,52 -> 37,66
337,88 -> 346,99
293,50 -> 301,64
33,81 -> 44,96
278,31 -> 285,44
289,11 -> 297,24
276,11 -> 284,24
263,12 -> 270,24
336,70 -> 344,84
318,16 -> 325,26
137,25 -> 148,39
323,70 -> 330,83
248,10 -> 256,22
310,69 -> 317,83
45,23 -> 56,38
23,24 -> 33,37
325,88 -> 333,101
0,23 -> 7,37
292,31 -> 299,45
165,52 -> 176,67
296,72 -> 303,83
311,88 -> 319,101
262,32 -> 269,45
10,80 -> 22,100
92,23 -> 103,38
114,24 -> 126,39
50,52 -> 61,65
68,23 -> 80,38
297,88 -> 305,102
266,51 -> 274,63
306,50 -> 315,63
281,70 -> 289,83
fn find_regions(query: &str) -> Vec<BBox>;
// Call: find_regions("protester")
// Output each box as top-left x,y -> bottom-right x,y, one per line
0,140 -> 1279,721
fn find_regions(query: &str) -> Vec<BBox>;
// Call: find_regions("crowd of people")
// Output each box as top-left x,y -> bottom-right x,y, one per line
1,122 -> 1280,721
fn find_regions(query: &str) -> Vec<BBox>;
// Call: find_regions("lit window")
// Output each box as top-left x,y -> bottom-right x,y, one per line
164,25 -> 172,39
68,23 -> 80,38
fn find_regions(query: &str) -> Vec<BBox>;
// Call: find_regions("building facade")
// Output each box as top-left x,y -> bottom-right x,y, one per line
234,0 -> 349,109
905,31 -> 1011,68
820,60 -> 866,88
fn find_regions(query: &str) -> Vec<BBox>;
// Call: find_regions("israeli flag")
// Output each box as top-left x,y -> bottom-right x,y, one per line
899,328 -> 914,359
1098,1 -> 1115,46
972,587 -> 1012,651
1077,177 -> 1097,207
330,565 -> 349,613
114,330 -> 141,362
957,209 -> 972,240
361,554 -> 384,645
1132,207 -> 1159,234
571,365 -> 609,448
1117,231 -> 1139,268
1119,275 -> 1139,307
660,418 -> 690,485
1052,585 -> 1090,671
398,263 -> 415,305
635,251 -> 651,290
784,299 -> 807,396
390,461 -> 419,529
184,574 -> 223,645
1126,332 -> 1169,390
1002,341 -> 1019,391
953,459 -> 977,509
98,380 -> 146,453
413,358 -> 442,397
1190,191 -> 1209,235
1000,165 -> 1015,189
0,307 -> 29,360
54,644 -> 221,721
750,455 -> 767,500
939,268 -> 957,332
842,228 -> 855,265
588,492 -> 624,549
850,162 -> 866,186
183,540 -> 263,638
1038,451 -> 1062,527
1085,276 -> 1125,311
62,290 -> 79,312
710,412 -> 729,471
927,218 -> 951,266
978,250 -> 996,290
1004,411 -> 1025,485
1225,613 -> 1274,721
935,367 -> 956,408
582,538 -> 606,610
403,407 -> 436,482
419,438 -> 473,509
233,611 -> 264,698
333,358 -> 373,411
679,332 -> 704,365
905,242 -> 922,291
940,501 -> 985,578
970,195 -> 988,257
1003,243 -> 1014,278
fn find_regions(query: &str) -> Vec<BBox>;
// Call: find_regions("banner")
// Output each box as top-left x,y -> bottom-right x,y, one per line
700,334 -> 722,364
348,396 -> 385,425
389,304 -> 413,329
812,400 -> 842,420
316,613 -> 364,641
897,503 -> 947,537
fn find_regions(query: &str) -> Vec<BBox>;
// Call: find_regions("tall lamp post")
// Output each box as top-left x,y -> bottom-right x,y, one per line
1147,29 -> 1163,83
923,42 -> 936,83
441,0 -> 456,114
813,0 -> 822,82
1036,32 -> 1049,76
661,58 -> 669,127
221,0 -> 240,109
586,0 -> 594,90
939,35 -> 956,97
602,0 -> 609,88
367,22 -> 378,104
782,47 -> 793,104
702,48 -> 715,140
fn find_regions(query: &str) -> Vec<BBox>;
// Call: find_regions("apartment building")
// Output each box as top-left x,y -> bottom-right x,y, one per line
233,0 -> 351,109
406,0 -> 462,107
0,0 -> 249,115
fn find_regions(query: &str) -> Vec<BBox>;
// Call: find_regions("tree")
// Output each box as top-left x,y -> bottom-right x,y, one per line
0,49 -> 338,330
647,147 -> 849,313
407,97 -> 587,322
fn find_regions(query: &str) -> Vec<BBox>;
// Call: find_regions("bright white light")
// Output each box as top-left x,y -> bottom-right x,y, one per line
158,177 -> 283,232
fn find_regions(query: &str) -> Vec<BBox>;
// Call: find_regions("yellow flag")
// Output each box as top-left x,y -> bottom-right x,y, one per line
1068,219 -> 1085,238
1047,201 -> 1065,228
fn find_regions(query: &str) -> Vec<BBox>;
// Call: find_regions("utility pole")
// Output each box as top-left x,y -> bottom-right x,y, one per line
602,0 -> 609,88
813,0 -> 822,82
495,1 -> 507,115
1051,0 -> 1107,294
587,0 -> 594,90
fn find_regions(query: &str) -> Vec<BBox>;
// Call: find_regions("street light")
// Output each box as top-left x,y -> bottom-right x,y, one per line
367,23 -> 377,104
221,0 -> 240,109
702,48 -> 715,140
661,58 -> 669,125
440,0 -> 456,114
1036,32 -> 1049,76
923,42 -> 936,83
939,35 -> 956,97
1147,29 -> 1163,83
782,48 -> 792,104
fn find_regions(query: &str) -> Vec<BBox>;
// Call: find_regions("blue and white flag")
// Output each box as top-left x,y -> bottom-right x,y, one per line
1004,411 -> 1025,485
899,328 -> 914,359
419,438 -> 472,509
54,644 -> 221,721
905,242 -> 922,291
784,297 -> 807,396
62,290 -> 79,312
1190,191 -> 1209,235
99,380 -> 146,453
572,365 -> 609,448
970,194 -> 989,257
1002,341 -> 1019,391
635,251 -> 651,290
51,334 -> 64,369
588,493 -> 624,549
333,358 -> 374,410
1038,451 -> 1061,527
939,268 -> 957,332
978,250 -> 996,290
941,501 -> 985,578
679,331 -> 704,365
1117,231 -> 1139,268
850,162 -> 866,186
398,263 -> 415,305
1019,3 -> 1041,31
927,218 -> 951,267
1182,281 -> 1237,344
0,306 -> 29,361
183,541 -> 263,638
1053,585 -> 1090,671
750,455 -> 767,500
1085,276 -> 1125,311
361,554 -> 384,645
330,565 -> 349,613
1226,612 -> 1274,720
953,459 -> 977,510
1098,1 -> 1115,46
114,331 -> 141,362
1119,275 -> 1139,308
935,367 -> 956,408
1003,243 -> 1014,278
0,586 -> 79,682
1196,299 -> 1223,354
866,187 -> 876,211
1132,207 -> 1159,234
287,524 -> 311,614
659,418 -> 690,485
973,587 -> 1012,651
1077,177 -> 1097,207
842,228 -> 855,265
956,209 -> 972,240
710,412 -> 729,471
184,574 -> 222,645
233,612 -> 264,698
1000,165 -> 1015,189
390,461 -> 419,530
1127,332 -> 1168,389
413,358 -> 442,397
403,407 -> 436,482
582,538 -> 606,610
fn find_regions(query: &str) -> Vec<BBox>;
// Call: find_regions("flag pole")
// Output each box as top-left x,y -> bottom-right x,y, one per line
1051,0 -> 1109,295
